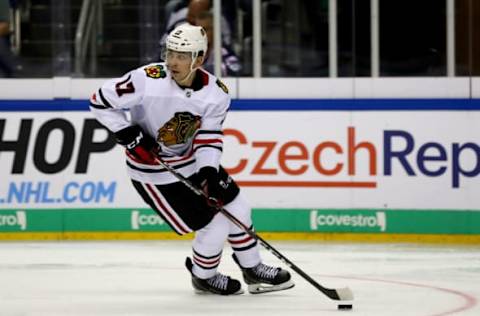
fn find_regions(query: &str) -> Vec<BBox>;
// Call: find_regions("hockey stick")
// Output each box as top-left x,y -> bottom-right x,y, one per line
154,157 -> 353,301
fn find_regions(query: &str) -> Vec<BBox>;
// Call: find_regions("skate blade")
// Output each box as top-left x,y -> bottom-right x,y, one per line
248,280 -> 295,294
193,288 -> 245,295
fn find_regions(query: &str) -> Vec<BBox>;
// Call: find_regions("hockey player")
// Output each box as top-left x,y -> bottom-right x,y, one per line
89,23 -> 294,295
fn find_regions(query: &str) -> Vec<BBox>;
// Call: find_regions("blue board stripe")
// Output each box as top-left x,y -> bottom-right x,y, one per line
0,99 -> 89,111
231,99 -> 480,110
0,98 -> 479,111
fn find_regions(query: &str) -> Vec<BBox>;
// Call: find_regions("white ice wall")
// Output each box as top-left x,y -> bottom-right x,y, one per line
0,77 -> 479,99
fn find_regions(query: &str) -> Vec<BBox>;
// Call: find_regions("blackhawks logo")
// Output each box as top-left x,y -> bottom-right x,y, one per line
144,65 -> 166,79
157,112 -> 201,146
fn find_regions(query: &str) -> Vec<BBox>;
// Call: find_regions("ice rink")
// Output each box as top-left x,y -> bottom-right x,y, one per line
1,240 -> 479,316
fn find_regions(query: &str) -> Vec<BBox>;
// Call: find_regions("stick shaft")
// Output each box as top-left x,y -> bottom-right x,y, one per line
215,204 -> 341,299
154,157 -> 345,300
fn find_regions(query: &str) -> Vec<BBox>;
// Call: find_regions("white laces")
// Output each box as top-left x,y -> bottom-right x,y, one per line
207,273 -> 229,290
254,264 -> 278,280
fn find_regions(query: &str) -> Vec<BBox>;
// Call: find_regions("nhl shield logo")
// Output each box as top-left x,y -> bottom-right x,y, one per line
144,65 -> 166,79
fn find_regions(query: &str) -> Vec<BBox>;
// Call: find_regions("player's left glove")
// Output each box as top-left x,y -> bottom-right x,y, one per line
114,125 -> 160,164
196,166 -> 223,208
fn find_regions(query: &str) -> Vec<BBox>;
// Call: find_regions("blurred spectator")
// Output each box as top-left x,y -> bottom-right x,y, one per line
161,0 -> 232,47
195,11 -> 241,76
163,0 -> 189,34
0,0 -> 15,77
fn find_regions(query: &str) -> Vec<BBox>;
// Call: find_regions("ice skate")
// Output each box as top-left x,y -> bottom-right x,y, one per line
185,257 -> 244,295
232,254 -> 295,294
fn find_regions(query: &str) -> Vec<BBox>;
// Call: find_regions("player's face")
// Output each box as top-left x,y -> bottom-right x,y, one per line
165,50 -> 193,82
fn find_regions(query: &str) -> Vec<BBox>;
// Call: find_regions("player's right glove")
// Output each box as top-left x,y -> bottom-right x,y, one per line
114,125 -> 160,164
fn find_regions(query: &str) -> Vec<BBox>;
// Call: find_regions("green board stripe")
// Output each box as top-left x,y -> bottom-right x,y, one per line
253,209 -> 480,234
0,208 -> 479,235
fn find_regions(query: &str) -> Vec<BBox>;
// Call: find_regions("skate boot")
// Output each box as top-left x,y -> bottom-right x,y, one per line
185,257 -> 244,295
232,254 -> 295,294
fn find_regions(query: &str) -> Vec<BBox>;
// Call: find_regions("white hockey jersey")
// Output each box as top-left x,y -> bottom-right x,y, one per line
89,62 -> 230,184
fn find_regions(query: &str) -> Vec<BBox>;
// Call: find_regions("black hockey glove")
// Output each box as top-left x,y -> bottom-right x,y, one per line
114,125 -> 160,164
196,166 -> 223,208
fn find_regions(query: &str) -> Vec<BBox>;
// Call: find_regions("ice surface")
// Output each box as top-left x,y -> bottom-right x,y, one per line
0,241 -> 479,316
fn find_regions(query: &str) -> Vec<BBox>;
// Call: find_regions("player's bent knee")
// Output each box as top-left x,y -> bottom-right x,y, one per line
223,193 -> 252,224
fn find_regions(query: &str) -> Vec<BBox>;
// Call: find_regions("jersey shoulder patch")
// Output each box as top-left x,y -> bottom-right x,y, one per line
215,79 -> 229,94
144,64 -> 167,79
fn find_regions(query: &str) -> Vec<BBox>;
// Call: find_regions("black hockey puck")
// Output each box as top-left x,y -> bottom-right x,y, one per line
338,304 -> 353,310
